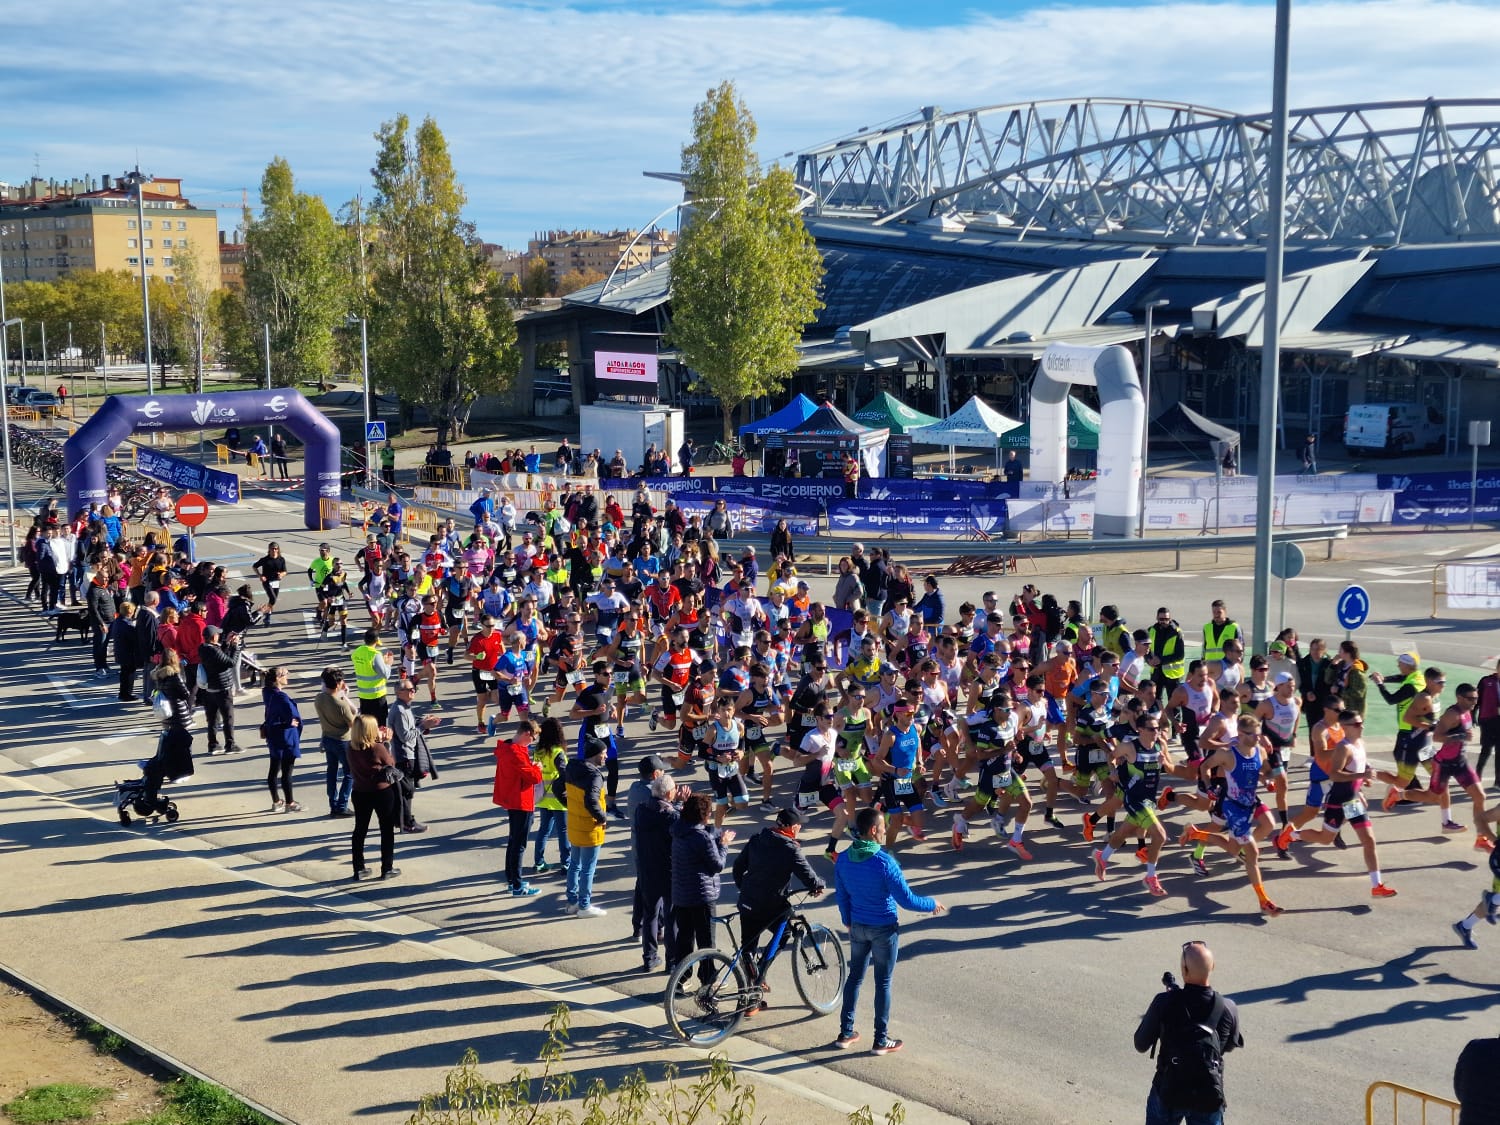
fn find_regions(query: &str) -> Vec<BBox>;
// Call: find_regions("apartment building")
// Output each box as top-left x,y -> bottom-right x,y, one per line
0,172 -> 221,288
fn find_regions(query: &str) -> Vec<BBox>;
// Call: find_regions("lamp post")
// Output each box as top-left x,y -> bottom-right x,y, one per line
0,317 -> 21,564
39,320 -> 47,391
119,167 -> 155,396
1137,298 -> 1170,539
99,321 -> 108,397
263,322 -> 274,452
346,313 -> 373,489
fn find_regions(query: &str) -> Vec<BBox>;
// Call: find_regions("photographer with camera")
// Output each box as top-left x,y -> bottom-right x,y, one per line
1134,940 -> 1242,1125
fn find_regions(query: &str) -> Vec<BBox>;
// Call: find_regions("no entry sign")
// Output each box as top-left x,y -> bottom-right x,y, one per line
175,492 -> 210,528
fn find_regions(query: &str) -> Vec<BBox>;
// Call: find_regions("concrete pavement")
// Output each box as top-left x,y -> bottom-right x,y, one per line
1,472 -> 1497,1123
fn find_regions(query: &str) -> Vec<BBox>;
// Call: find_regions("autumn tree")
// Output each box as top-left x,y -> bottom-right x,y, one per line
556,268 -> 605,296
667,81 -> 824,439
170,231 -> 218,391
366,114 -> 518,441
243,157 -> 347,386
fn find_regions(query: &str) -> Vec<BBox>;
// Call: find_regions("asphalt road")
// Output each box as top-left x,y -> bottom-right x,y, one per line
1,479 -> 1496,1124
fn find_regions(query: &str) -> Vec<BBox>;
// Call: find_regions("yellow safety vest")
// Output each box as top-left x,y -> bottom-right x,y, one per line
1149,624 -> 1186,681
351,645 -> 387,701
1396,671 -> 1426,730
535,747 -> 566,811
1202,620 -> 1239,662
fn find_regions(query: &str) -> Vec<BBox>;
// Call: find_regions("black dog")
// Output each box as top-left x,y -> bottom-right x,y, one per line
53,609 -> 91,643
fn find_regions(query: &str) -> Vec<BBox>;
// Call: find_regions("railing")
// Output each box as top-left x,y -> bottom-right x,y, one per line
417,464 -> 468,488
316,496 -> 341,532
1430,560 -> 1500,617
1365,1080 -> 1459,1124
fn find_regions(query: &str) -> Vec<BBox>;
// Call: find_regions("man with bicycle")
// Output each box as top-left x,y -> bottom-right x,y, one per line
732,807 -> 825,1014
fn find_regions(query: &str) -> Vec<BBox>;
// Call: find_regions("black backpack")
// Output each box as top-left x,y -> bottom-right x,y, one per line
1156,992 -> 1228,1113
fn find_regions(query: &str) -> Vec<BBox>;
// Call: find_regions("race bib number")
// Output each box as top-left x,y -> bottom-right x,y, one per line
567,671 -> 586,687
893,775 -> 915,796
1417,741 -> 1438,763
991,767 -> 1014,790
590,723 -> 611,739
715,760 -> 739,779
331,597 -> 346,608
268,580 -> 281,591
1342,797 -> 1367,820
670,690 -> 686,707
834,759 -> 859,781
745,724 -> 766,743
612,671 -> 629,686
478,671 -> 496,683
796,789 -> 819,810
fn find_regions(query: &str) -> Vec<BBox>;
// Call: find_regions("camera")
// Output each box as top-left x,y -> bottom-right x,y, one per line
1162,971 -> 1180,991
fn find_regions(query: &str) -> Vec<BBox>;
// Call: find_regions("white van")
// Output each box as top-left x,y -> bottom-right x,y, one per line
1343,402 -> 1445,455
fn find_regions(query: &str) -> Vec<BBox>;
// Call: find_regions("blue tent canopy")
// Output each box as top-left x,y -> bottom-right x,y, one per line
739,394 -> 818,437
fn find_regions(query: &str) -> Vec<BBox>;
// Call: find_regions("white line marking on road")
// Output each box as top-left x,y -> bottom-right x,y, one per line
1464,542 -> 1500,559
100,730 -> 150,745
1141,572 -> 1197,579
302,611 -> 320,642
1361,565 -> 1432,576
33,748 -> 82,767
1370,579 -> 1430,585
1424,546 -> 1464,557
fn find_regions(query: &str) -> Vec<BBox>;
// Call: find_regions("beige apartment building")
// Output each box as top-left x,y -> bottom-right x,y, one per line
512,228 -> 675,288
0,173 -> 221,288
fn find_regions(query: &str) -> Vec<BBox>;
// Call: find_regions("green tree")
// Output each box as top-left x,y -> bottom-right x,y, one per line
557,267 -> 605,296
53,269 -> 143,366
366,113 -> 518,441
170,232 -> 218,391
667,81 -> 824,440
520,258 -> 553,300
243,157 -> 348,387
212,287 -> 259,380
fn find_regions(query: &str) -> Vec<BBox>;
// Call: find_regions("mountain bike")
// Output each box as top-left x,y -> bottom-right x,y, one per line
704,437 -> 745,465
664,892 -> 846,1046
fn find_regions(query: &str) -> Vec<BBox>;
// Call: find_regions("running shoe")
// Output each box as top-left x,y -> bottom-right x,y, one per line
1487,893 -> 1499,924
1144,875 -> 1167,897
1007,839 -> 1033,861
824,845 -> 839,863
1382,787 -> 1401,812
1043,812 -> 1066,830
1081,813 -> 1096,843
615,723 -> 625,739
951,813 -> 967,851
908,824 -> 926,842
476,724 -> 486,738
927,788 -> 947,809
1371,883 -> 1398,898
760,799 -> 778,811
1191,855 -> 1209,876
1159,787 -> 1175,808
1135,847 -> 1150,864
534,861 -> 551,874
1273,826 -> 1294,854
1332,831 -> 1348,850
1443,820 -> 1467,833
540,700 -> 551,718
1259,898 -> 1285,917
1454,921 -> 1478,950
989,813 -> 1007,837
1093,848 -> 1108,881
510,883 -> 540,897
649,709 -> 659,732
871,1038 -> 904,1056
832,1031 -> 861,1050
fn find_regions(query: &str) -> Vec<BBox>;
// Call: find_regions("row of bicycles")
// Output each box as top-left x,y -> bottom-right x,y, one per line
8,424 -> 159,523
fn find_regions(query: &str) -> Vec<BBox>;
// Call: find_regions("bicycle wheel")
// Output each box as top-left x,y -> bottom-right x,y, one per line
791,923 -> 847,1014
664,950 -> 751,1046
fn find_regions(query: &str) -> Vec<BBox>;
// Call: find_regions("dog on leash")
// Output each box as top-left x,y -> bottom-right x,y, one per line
53,608 -> 91,643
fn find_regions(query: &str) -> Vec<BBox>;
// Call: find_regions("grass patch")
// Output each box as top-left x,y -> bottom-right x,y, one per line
3,1083 -> 110,1123
83,1020 -> 126,1055
154,1077 -> 273,1125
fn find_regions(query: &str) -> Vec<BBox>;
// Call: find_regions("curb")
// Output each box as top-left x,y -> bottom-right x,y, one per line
0,960 -> 296,1125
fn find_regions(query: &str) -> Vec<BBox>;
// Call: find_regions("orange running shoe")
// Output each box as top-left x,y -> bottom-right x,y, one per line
1093,848 -> 1108,881
1082,814 -> 1096,843
1135,847 -> 1150,864
1475,837 -> 1495,852
1144,875 -> 1167,897
1273,826 -> 1294,854
1371,883 -> 1398,898
1007,839 -> 1033,861
1260,898 -> 1285,917
1382,787 -> 1401,812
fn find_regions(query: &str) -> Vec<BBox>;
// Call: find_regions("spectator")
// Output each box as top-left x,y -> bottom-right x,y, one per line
1134,940 -> 1242,1125
669,792 -> 734,979
634,771 -> 681,972
842,451 -> 861,499
1003,449 -> 1024,486
531,718 -> 571,873
678,438 -> 695,477
1455,1027 -> 1500,1125
565,735 -> 610,917
261,665 -> 303,812
734,808 -> 824,1004
492,718 -> 543,897
832,805 -> 945,1053
347,715 -> 401,880
770,519 -> 794,564
198,625 -> 240,755
390,679 -> 439,833
314,666 -> 357,817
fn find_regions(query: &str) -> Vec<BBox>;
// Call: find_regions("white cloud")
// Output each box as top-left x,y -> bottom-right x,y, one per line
4,0 -> 1500,245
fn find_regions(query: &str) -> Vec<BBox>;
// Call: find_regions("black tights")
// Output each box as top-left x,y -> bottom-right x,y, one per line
267,756 -> 295,803
606,756 -> 619,804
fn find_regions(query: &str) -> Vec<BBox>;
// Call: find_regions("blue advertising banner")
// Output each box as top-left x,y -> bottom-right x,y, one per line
674,496 -> 822,536
1390,490 -> 1500,524
825,500 -> 1006,536
1379,471 -> 1500,495
133,446 -> 241,504
716,477 -> 849,503
862,478 -> 1017,502
603,475 -> 714,496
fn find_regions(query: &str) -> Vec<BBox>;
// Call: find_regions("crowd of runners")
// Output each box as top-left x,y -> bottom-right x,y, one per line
40,479 -> 1500,949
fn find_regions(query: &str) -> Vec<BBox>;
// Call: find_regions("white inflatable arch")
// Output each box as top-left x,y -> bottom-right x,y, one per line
1031,343 -> 1145,538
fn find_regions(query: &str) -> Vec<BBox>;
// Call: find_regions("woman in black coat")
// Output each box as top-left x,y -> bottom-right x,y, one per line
109,600 -> 142,701
668,794 -> 734,983
769,519 -> 794,563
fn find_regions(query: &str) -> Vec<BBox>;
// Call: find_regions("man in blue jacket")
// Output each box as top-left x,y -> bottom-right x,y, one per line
832,805 -> 946,1054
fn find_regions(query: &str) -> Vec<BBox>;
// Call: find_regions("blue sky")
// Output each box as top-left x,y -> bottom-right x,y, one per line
4,0 -> 1499,248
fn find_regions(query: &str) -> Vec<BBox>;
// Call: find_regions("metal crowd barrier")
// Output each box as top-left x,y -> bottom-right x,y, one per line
1365,1080 -> 1459,1124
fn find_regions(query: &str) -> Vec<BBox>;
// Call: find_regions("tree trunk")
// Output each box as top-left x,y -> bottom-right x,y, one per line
721,400 -> 735,443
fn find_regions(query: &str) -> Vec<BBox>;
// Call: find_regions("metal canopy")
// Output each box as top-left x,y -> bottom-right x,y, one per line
793,98 -> 1500,247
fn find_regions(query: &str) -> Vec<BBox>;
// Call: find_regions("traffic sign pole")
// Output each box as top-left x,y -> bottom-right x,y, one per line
1336,584 -> 1371,644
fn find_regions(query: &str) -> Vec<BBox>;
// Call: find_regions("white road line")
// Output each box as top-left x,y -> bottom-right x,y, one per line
1424,546 -> 1464,557
1369,579 -> 1431,585
1141,572 -> 1198,579
33,748 -> 82,767
100,730 -> 151,745
1464,543 -> 1500,559
301,611 -> 320,642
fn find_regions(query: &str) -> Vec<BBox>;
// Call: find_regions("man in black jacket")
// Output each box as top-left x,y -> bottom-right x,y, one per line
634,772 -> 680,972
1134,941 -> 1242,1125
1455,1028 -> 1500,1125
733,808 -> 825,1005
197,626 -> 240,755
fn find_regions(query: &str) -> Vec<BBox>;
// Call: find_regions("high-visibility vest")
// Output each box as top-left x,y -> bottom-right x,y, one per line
1202,620 -> 1240,662
1149,624 -> 1186,680
1396,671 -> 1426,730
351,644 -> 387,701
535,747 -> 566,811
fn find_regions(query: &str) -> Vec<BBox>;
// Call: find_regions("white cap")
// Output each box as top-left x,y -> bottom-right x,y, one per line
1274,671 -> 1294,685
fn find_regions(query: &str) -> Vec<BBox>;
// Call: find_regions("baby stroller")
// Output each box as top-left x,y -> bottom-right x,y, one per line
116,727 -> 194,825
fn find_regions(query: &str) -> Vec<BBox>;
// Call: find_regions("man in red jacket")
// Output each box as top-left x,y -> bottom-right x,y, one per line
175,603 -> 207,708
493,719 -> 543,896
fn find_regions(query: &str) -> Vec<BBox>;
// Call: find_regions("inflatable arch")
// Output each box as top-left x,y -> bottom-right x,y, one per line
63,389 -> 343,530
1030,344 -> 1145,538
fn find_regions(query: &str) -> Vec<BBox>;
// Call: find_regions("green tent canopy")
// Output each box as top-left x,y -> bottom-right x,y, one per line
852,391 -> 941,435
1002,396 -> 1102,450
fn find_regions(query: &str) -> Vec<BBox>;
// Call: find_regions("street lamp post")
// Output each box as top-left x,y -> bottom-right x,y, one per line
119,167 -> 155,396
346,313 -> 373,489
1137,299 -> 1169,539
39,320 -> 47,390
0,317 -> 21,564
263,322 -> 274,453
99,321 -> 108,397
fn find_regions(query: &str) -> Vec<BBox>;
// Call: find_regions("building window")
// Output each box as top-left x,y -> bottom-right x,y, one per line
162,257 -> 173,267
177,220 -> 187,230
144,257 -> 154,266
126,256 -> 139,266
142,238 -> 152,249
178,236 -> 188,246
127,219 -> 136,230
161,238 -> 172,248
127,238 -> 137,249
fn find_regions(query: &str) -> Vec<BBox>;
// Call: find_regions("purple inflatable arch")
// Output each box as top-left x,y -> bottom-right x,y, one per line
63,389 -> 342,530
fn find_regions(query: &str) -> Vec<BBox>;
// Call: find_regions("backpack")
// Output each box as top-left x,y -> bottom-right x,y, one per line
1155,992 -> 1228,1113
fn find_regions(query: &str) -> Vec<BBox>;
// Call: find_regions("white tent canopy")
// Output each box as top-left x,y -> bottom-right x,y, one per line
908,395 -> 1022,449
